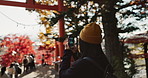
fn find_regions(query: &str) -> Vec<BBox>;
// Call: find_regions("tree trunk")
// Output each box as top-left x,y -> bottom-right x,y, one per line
100,1 -> 129,78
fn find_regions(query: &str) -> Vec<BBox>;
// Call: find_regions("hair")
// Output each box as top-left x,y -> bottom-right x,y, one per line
10,64 -> 14,68
79,38 -> 111,68
79,38 -> 104,58
24,55 -> 26,58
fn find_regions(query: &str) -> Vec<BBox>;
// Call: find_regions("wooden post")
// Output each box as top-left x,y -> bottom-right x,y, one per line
144,43 -> 148,78
54,40 -> 59,71
58,0 -> 65,57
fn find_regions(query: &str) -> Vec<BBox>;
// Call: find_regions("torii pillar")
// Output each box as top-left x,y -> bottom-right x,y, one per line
58,0 -> 65,57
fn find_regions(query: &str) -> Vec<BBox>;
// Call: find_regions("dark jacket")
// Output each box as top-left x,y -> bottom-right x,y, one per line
1,66 -> 6,76
59,49 -> 111,78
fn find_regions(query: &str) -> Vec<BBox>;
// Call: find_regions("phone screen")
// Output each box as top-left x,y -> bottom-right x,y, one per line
68,36 -> 74,48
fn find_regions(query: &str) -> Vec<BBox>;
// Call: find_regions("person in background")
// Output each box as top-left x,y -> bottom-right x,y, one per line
7,64 -> 15,78
13,61 -> 22,78
26,54 -> 33,71
59,22 -> 114,78
23,55 -> 28,72
0,66 -> 8,78
30,54 -> 36,70
41,54 -> 45,66
0,66 -> 6,77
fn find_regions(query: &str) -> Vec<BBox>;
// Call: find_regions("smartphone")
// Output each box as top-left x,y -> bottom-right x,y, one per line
68,35 -> 75,48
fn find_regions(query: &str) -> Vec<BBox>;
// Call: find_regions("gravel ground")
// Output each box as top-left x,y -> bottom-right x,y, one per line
19,65 -> 59,78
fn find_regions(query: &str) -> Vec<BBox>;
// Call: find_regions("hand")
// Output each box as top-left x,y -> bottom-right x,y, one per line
65,43 -> 70,49
64,38 -> 79,53
64,38 -> 70,49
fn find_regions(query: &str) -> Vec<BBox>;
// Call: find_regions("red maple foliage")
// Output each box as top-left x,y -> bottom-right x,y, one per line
0,34 -> 35,67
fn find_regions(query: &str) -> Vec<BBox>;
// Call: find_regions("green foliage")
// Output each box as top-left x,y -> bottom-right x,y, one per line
50,12 -> 66,26
118,24 -> 139,33
123,45 -> 137,78
116,0 -> 148,34
112,56 -> 130,78
63,1 -> 101,37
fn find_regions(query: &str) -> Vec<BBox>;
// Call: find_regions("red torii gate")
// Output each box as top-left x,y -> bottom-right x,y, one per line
0,0 -> 65,61
123,31 -> 148,78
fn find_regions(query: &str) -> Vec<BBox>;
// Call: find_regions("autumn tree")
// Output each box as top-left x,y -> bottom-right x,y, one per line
0,34 -> 35,66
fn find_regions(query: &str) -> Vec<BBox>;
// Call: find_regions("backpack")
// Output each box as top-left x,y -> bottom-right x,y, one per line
83,57 -> 117,78
17,67 -> 22,74
23,58 -> 28,65
15,66 -> 22,74
27,56 -> 33,63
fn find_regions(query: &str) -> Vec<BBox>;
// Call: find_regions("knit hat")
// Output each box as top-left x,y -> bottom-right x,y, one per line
79,22 -> 102,44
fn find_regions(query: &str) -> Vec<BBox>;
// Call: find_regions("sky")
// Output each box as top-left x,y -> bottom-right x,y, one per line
0,3 -> 45,41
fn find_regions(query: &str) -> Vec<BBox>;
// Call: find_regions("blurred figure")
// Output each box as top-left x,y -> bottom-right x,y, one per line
29,54 -> 36,70
13,61 -> 22,78
41,54 -> 45,66
0,66 -> 6,77
23,55 -> 28,72
26,54 -> 33,70
7,64 -> 15,78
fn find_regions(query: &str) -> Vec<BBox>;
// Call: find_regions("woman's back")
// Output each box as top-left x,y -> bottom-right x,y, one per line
59,50 -> 109,78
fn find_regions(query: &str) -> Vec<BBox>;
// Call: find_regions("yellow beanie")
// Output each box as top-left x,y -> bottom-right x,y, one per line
79,22 -> 102,44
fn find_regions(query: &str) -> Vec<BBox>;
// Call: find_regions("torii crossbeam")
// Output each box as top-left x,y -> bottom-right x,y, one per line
0,0 -> 67,11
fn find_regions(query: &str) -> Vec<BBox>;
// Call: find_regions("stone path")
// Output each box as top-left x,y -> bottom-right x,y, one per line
19,65 -> 59,78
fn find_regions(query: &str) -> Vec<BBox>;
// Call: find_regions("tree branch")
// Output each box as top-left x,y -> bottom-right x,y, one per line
117,1 -> 148,11
116,3 -> 133,11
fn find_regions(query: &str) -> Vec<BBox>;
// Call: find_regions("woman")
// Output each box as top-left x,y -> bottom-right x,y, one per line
41,54 -> 45,66
23,55 -> 28,72
59,22 -> 113,78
